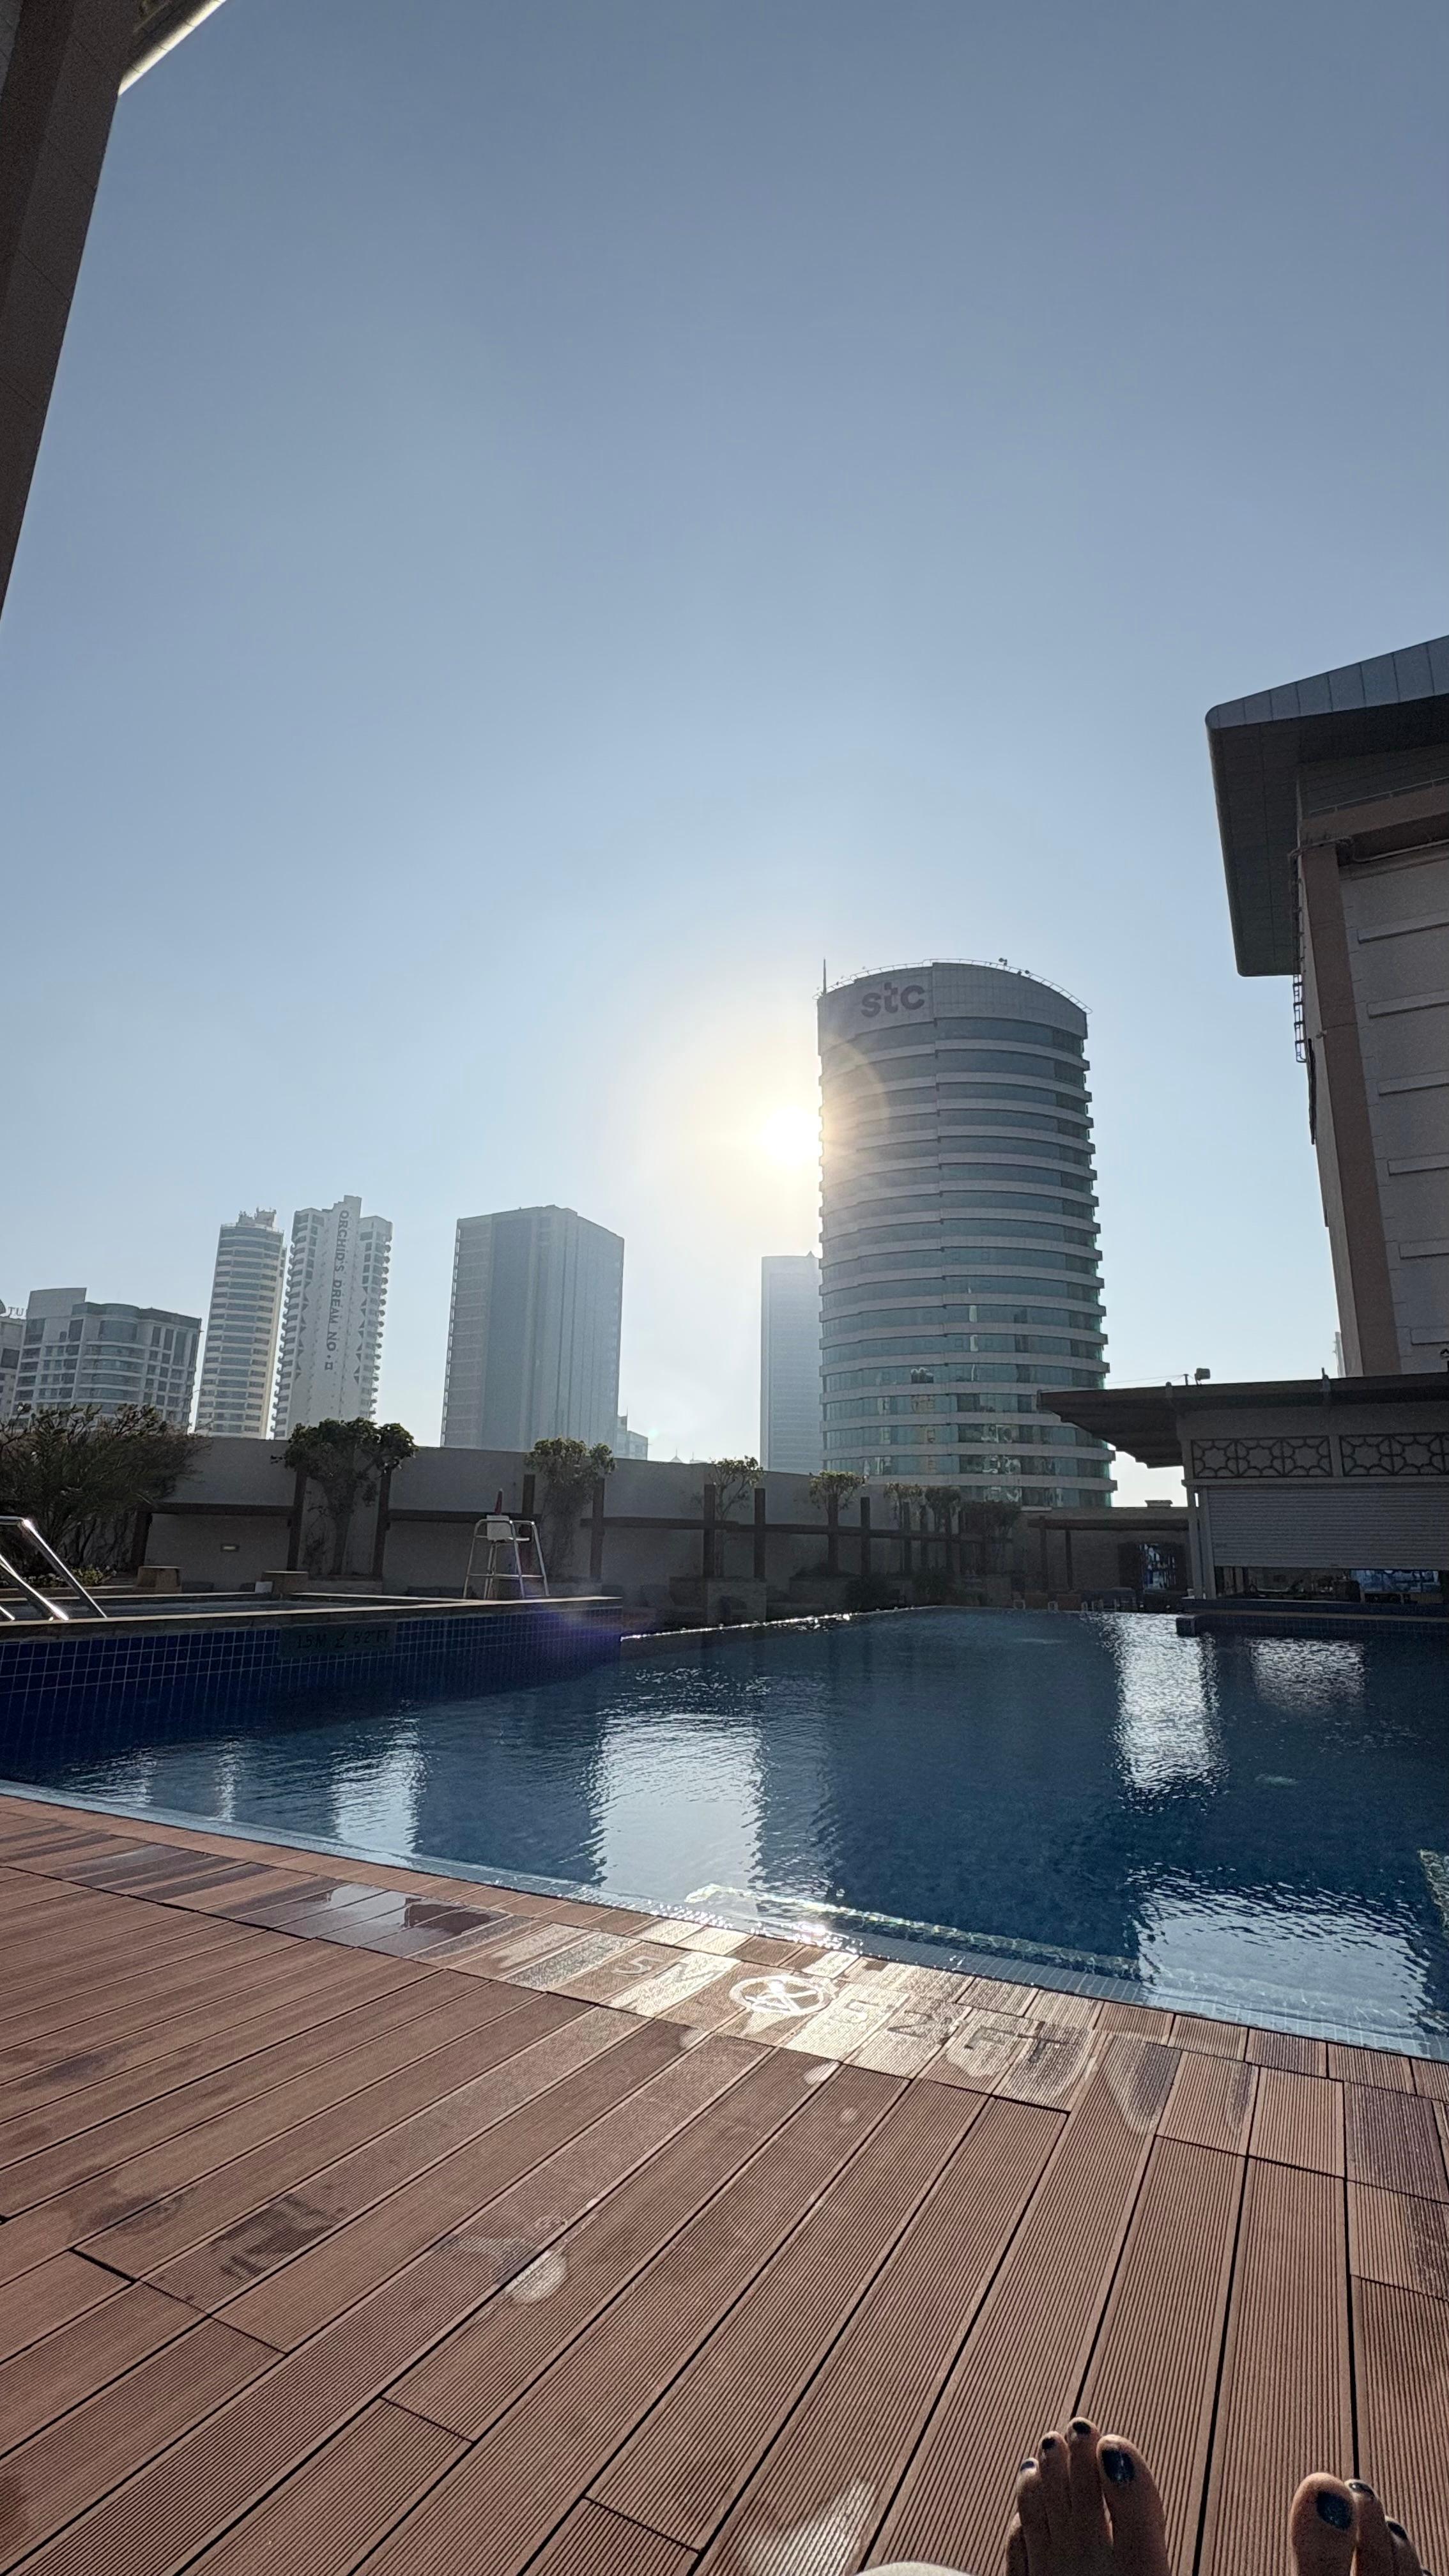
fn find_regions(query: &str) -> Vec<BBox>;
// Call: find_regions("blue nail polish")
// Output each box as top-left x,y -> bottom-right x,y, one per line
1070,2419 -> 1093,2439
1316,2492 -> 1354,2531
1349,2483 -> 1374,2498
1101,2448 -> 1134,2485
1039,2435 -> 1059,2453
1018,2460 -> 1036,2475
1388,2525 -> 1409,2543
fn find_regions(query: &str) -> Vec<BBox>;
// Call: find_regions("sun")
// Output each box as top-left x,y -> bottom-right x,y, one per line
759,1105 -> 820,1169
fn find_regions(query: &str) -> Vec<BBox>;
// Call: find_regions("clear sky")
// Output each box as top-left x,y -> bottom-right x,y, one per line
2,0 -> 1445,1498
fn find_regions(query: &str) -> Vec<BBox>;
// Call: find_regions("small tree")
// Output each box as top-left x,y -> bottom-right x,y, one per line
283,1418 -> 415,1580
808,1469 -> 862,1514
883,1480 -> 926,1527
707,1457 -> 763,1523
0,1404 -> 203,1571
958,1495 -> 1020,1579
526,1437 -> 614,1581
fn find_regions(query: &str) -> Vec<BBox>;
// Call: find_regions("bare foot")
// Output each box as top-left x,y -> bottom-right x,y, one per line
1291,2474 -> 1430,2576
1004,2420 -> 1170,2576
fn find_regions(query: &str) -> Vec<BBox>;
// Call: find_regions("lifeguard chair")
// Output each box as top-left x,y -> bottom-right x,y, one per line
462,1515 -> 549,1601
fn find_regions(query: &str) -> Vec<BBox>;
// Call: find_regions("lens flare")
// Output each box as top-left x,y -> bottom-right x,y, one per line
759,1105 -> 820,1168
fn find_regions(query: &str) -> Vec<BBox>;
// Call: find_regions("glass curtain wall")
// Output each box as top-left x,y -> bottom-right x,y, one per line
817,963 -> 1113,1507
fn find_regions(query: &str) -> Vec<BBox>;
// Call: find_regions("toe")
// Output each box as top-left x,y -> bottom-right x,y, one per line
1096,2435 -> 1170,2576
1349,2482 -> 1398,2576
1066,2418 -> 1111,2561
1289,2476 -> 1358,2576
1016,2462 -> 1052,2575
1007,2513 -> 1029,2576
1385,2517 -> 1425,2576
1036,2433 -> 1073,2548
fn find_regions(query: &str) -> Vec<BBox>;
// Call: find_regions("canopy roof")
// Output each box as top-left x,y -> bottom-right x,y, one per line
1207,636 -> 1449,976
1038,1375 -> 1446,1468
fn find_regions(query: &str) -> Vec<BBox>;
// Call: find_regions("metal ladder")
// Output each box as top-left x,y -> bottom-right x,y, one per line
0,1518 -> 109,1622
461,1515 -> 549,1602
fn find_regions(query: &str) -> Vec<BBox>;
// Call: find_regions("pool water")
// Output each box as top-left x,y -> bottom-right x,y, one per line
13,1611 -> 1449,2051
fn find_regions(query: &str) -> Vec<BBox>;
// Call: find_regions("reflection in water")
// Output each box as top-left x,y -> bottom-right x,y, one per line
597,1713 -> 762,1898
1103,1616 -> 1221,1792
332,1728 -> 422,1855
1246,1636 -> 1365,1714
1141,1885 -> 1442,2036
14,1613 -> 1449,2050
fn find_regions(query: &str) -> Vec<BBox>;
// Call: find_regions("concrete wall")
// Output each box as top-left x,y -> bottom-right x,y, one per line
147,1439 -> 1168,1609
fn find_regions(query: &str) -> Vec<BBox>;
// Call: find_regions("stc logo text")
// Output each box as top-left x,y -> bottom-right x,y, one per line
859,979 -> 926,1018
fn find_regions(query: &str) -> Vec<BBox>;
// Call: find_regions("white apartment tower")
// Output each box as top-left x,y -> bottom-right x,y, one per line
272,1197 -> 392,1435
195,1210 -> 286,1436
442,1205 -> 623,1451
760,1254 -> 823,1472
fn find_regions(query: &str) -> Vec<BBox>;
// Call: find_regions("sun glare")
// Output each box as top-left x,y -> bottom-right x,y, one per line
760,1105 -> 819,1168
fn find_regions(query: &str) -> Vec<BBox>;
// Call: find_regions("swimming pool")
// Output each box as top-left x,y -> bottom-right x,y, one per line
9,1611 -> 1449,2052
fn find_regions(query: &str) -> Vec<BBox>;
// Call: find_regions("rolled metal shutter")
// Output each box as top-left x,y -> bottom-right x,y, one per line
1201,1487 -> 1449,1568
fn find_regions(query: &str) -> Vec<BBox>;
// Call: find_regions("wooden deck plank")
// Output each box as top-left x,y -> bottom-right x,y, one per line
178,2400 -> 466,2576
1351,2182 -> 1449,2301
1353,2279 -> 1449,2570
1327,2042 -> 1414,2092
1197,2159 -> 1351,2576
1078,2138 -> 1244,2576
390,2046 -> 832,2437
523,2501 -> 692,2576
0,1955 -> 473,2159
0,2317 -> 275,2573
0,2282 -> 198,2450
0,2247 -> 119,2361
189,2017 -> 684,2344
1248,2069 -> 1344,2177
1344,2083 -> 1449,2201
353,2068 -> 906,2576
163,2024 -> 758,2345
1168,2013 -> 1248,2060
1159,2052 -> 1257,2155
592,2080 -> 986,2546
0,1972 -> 502,2216
1,1795 -> 1446,2576
692,2094 -> 1062,2576
0,1929 -> 368,2064
80,1989 -> 573,2276
866,2039 -> 1179,2576
1246,2026 -> 1328,2072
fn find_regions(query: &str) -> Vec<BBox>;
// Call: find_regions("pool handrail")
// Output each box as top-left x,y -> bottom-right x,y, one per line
0,1518 -> 109,1621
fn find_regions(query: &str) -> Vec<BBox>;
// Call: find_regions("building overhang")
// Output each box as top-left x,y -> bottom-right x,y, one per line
125,0 -> 230,88
1037,1376 -> 1449,1470
1206,636 -> 1449,978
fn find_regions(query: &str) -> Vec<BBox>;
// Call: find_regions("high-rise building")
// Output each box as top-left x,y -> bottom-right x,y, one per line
1,1 -> 233,624
194,1210 -> 286,1437
614,1414 -> 650,1460
817,963 -> 1112,1503
271,1197 -> 392,1435
0,1308 -> 25,1422
1208,633 -> 1449,1374
760,1254 -> 822,1472
442,1206 -> 623,1452
4,1287 -> 199,1427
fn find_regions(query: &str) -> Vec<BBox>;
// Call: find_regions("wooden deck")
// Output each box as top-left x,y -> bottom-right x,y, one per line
1,1792 -> 1447,2576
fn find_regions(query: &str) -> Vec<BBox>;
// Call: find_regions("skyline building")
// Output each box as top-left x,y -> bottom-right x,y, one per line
816,962 -> 1112,1503
2,1286 -> 199,1427
760,1254 -> 823,1473
614,1414 -> 650,1460
442,1205 -> 623,1453
271,1196 -> 392,1435
194,1209 -> 286,1437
